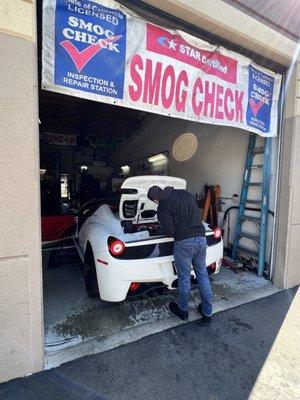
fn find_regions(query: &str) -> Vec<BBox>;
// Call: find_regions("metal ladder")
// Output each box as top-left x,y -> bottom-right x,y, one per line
231,134 -> 272,277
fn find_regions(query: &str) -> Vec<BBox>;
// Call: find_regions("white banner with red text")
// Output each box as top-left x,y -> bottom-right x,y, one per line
42,0 -> 282,137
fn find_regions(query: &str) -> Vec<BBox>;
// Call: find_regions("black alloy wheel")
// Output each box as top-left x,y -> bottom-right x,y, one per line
84,251 -> 100,298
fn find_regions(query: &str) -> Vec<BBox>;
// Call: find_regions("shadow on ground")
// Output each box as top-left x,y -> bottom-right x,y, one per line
0,287 -> 297,400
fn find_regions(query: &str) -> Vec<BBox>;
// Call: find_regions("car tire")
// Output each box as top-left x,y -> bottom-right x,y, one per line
84,251 -> 100,298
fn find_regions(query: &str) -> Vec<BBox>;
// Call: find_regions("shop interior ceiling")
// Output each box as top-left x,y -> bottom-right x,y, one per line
39,91 -> 147,142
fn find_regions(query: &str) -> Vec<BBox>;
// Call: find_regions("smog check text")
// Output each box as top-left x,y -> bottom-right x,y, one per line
129,55 -> 245,122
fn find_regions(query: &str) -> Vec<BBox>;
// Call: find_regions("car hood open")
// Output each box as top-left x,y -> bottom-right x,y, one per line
119,175 -> 186,224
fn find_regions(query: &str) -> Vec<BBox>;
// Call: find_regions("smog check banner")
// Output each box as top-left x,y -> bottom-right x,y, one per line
42,0 -> 282,137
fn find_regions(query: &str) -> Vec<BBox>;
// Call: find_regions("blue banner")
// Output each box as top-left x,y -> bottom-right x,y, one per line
246,65 -> 275,134
54,0 -> 126,99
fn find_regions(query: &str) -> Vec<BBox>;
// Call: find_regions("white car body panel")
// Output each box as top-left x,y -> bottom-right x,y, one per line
76,176 -> 223,302
120,175 -> 186,224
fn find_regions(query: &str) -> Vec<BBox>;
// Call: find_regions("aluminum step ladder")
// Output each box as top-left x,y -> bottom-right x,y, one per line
231,134 -> 272,277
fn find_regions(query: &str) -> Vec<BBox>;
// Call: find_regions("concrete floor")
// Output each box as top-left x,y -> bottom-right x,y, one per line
3,289 -> 297,400
43,248 -> 278,368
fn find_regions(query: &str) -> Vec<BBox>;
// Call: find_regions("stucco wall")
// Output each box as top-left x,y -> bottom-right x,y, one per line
0,0 -> 43,383
274,62 -> 300,288
0,0 -> 35,41
142,0 -> 297,66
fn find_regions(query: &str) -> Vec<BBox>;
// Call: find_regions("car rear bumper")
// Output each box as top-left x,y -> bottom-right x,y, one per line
94,240 -> 223,302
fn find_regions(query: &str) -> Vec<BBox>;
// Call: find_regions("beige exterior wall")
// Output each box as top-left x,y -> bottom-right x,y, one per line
143,0 -> 297,67
274,62 -> 300,288
0,0 -> 35,41
0,0 -> 43,383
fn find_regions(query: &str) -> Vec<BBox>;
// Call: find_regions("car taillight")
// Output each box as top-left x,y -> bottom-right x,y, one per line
129,282 -> 141,291
208,262 -> 216,272
213,227 -> 222,239
109,239 -> 125,256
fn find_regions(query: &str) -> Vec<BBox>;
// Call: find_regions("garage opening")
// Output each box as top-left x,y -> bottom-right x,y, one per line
37,0 -> 283,367
39,91 -> 279,367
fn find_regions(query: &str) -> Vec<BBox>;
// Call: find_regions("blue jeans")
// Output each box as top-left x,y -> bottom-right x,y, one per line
174,236 -> 212,316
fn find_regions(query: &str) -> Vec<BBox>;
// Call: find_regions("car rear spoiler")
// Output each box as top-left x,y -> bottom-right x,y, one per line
124,231 -> 214,248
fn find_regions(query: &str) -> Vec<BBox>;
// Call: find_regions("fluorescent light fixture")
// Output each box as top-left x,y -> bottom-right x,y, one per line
121,165 -> 130,170
148,153 -> 167,163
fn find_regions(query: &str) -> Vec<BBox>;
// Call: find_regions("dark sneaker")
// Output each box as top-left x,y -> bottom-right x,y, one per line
198,304 -> 212,324
169,302 -> 188,320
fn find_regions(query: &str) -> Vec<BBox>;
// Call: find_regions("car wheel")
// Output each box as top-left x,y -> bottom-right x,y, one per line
84,251 -> 100,298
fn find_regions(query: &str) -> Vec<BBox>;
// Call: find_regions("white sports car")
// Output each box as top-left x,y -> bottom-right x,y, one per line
74,176 -> 223,302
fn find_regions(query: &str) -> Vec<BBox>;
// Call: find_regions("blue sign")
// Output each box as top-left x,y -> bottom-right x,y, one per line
54,0 -> 126,99
246,66 -> 274,133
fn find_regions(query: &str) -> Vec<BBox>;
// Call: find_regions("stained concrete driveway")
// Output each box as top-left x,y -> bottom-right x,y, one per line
43,249 -> 277,368
1,288 -> 298,400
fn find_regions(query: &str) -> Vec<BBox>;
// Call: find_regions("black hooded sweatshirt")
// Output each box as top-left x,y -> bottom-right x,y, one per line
157,187 -> 205,241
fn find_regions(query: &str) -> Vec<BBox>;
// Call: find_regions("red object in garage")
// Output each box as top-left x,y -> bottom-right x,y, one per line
41,215 -> 76,242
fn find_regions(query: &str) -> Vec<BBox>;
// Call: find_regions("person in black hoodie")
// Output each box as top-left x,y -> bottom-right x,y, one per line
148,185 -> 212,323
